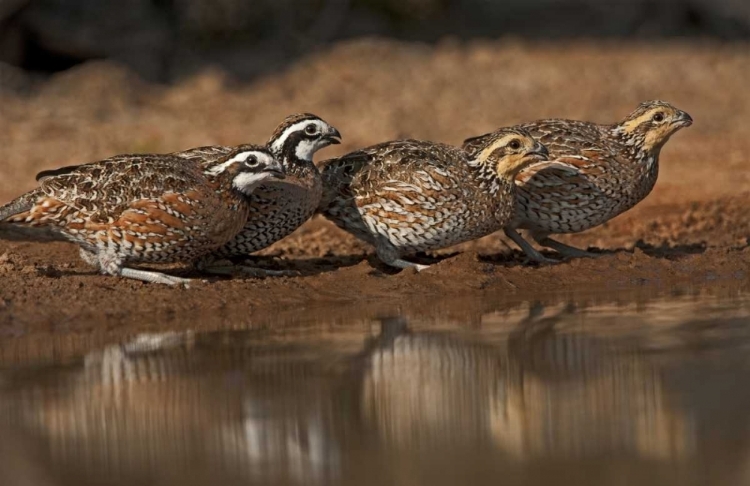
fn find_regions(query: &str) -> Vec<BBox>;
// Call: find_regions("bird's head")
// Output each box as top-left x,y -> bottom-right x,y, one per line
268,113 -> 342,162
471,128 -> 549,179
205,145 -> 285,195
611,100 -> 692,155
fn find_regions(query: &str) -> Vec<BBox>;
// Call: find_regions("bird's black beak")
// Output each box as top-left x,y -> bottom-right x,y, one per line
673,111 -> 693,128
525,141 -> 549,160
267,160 -> 286,180
324,127 -> 342,145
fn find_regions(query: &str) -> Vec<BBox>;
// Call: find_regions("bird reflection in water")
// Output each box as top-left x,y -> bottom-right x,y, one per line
361,304 -> 694,460
0,302 -> 704,485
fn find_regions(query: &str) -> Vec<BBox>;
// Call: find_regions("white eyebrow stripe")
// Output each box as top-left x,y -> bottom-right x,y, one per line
205,151 -> 256,175
268,120 -> 321,155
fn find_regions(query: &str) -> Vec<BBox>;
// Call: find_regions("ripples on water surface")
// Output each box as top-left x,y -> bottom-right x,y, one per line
2,285 -> 750,485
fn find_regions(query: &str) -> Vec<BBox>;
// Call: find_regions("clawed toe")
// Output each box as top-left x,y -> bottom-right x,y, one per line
384,258 -> 431,272
412,263 -> 431,272
168,276 -> 192,287
574,251 -> 603,259
154,274 -> 192,288
524,255 -> 561,265
553,248 -> 602,260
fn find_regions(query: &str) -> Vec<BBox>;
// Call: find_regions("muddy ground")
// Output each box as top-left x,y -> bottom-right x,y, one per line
0,39 -> 749,335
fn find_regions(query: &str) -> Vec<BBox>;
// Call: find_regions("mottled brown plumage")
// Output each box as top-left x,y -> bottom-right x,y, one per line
0,145 -> 284,285
178,114 -> 341,254
175,113 -> 340,274
319,129 -> 548,271
462,101 -> 692,262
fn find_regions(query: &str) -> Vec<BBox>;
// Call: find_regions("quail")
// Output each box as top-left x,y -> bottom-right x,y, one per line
462,101 -> 693,263
176,113 -> 341,274
318,129 -> 549,271
0,145 -> 284,285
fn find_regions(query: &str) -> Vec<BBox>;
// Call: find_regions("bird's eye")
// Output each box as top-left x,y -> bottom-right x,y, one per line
652,112 -> 665,122
305,124 -> 318,135
509,140 -> 521,150
244,155 -> 259,167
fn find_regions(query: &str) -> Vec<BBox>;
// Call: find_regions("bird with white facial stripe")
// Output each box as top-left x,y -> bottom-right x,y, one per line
318,129 -> 549,271
0,145 -> 284,286
175,113 -> 341,276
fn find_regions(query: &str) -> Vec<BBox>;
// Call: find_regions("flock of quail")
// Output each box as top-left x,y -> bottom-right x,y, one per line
0,101 -> 692,286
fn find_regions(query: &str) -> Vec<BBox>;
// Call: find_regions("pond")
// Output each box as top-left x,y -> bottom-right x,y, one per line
2,283 -> 750,485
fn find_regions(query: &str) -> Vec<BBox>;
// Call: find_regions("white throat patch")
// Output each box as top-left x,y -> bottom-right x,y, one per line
233,172 -> 273,195
295,139 -> 319,161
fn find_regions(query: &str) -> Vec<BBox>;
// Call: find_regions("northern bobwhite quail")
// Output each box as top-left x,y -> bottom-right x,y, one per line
0,145 -> 284,285
175,113 -> 341,275
318,129 -> 549,271
462,101 -> 693,263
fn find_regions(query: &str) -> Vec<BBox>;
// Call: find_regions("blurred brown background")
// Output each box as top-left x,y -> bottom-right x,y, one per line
1,0 -> 749,84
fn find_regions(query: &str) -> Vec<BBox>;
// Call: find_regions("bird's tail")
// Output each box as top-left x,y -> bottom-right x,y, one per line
0,191 -> 37,223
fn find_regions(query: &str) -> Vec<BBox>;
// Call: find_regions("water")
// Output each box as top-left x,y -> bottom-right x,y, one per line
2,284 -> 750,485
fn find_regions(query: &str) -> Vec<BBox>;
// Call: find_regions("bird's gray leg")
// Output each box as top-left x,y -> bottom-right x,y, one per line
95,250 -> 191,287
532,232 -> 601,259
118,268 -> 192,286
504,228 -> 559,264
375,242 -> 430,272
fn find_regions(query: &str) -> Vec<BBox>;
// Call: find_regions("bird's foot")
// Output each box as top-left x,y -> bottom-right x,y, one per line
119,267 -> 192,287
537,238 -> 602,259
388,258 -> 431,272
504,228 -> 560,265
521,253 -> 561,265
